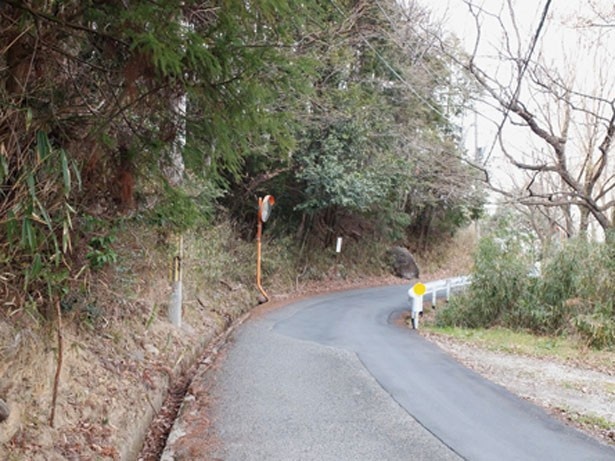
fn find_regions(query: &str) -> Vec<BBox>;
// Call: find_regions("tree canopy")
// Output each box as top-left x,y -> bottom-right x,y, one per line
1,0 -> 482,308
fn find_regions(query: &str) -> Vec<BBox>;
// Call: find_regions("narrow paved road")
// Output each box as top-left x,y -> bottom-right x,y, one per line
166,285 -> 615,460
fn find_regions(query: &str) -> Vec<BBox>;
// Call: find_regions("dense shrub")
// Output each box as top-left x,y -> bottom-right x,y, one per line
573,306 -> 615,350
436,232 -> 532,328
436,233 -> 615,349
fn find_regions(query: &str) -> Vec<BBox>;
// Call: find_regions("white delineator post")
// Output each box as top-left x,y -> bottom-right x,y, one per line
336,237 -> 343,253
408,282 -> 426,330
169,235 -> 183,327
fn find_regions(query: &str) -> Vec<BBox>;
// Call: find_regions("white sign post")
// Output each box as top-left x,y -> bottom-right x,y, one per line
408,282 -> 426,330
335,237 -> 343,253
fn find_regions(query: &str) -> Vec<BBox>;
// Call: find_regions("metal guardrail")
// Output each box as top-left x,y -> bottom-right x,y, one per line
422,275 -> 472,307
407,275 -> 471,329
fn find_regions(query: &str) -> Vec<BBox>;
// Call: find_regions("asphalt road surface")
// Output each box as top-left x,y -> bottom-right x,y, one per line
190,285 -> 615,460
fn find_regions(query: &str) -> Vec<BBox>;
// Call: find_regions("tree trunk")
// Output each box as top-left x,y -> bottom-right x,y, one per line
579,206 -> 590,240
161,92 -> 186,186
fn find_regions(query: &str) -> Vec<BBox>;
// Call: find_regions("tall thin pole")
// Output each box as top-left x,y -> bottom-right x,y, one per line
256,197 -> 268,302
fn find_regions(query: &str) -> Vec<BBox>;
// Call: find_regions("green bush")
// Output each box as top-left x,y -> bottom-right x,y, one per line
86,235 -> 118,271
436,230 -> 615,349
573,308 -> 615,349
144,183 -> 218,233
539,239 -> 589,307
436,235 -> 532,328
502,294 -> 572,335
435,292 -> 478,328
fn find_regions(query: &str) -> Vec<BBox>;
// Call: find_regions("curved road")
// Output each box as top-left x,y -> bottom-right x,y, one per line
170,284 -> 615,460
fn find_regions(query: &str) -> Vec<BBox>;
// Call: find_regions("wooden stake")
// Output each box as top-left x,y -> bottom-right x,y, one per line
49,299 -> 63,427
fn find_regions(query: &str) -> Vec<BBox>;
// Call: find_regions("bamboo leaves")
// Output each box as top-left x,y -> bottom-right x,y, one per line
3,131 -> 79,300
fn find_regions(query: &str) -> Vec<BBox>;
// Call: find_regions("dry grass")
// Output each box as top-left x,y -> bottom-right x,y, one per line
414,226 -> 478,280
423,326 -> 615,373
0,223 -> 235,460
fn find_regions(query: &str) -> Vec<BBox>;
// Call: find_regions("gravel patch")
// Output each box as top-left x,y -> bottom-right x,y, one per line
424,333 -> 615,445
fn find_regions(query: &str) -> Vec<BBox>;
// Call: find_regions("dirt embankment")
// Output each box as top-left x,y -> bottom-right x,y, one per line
0,254 -> 404,461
